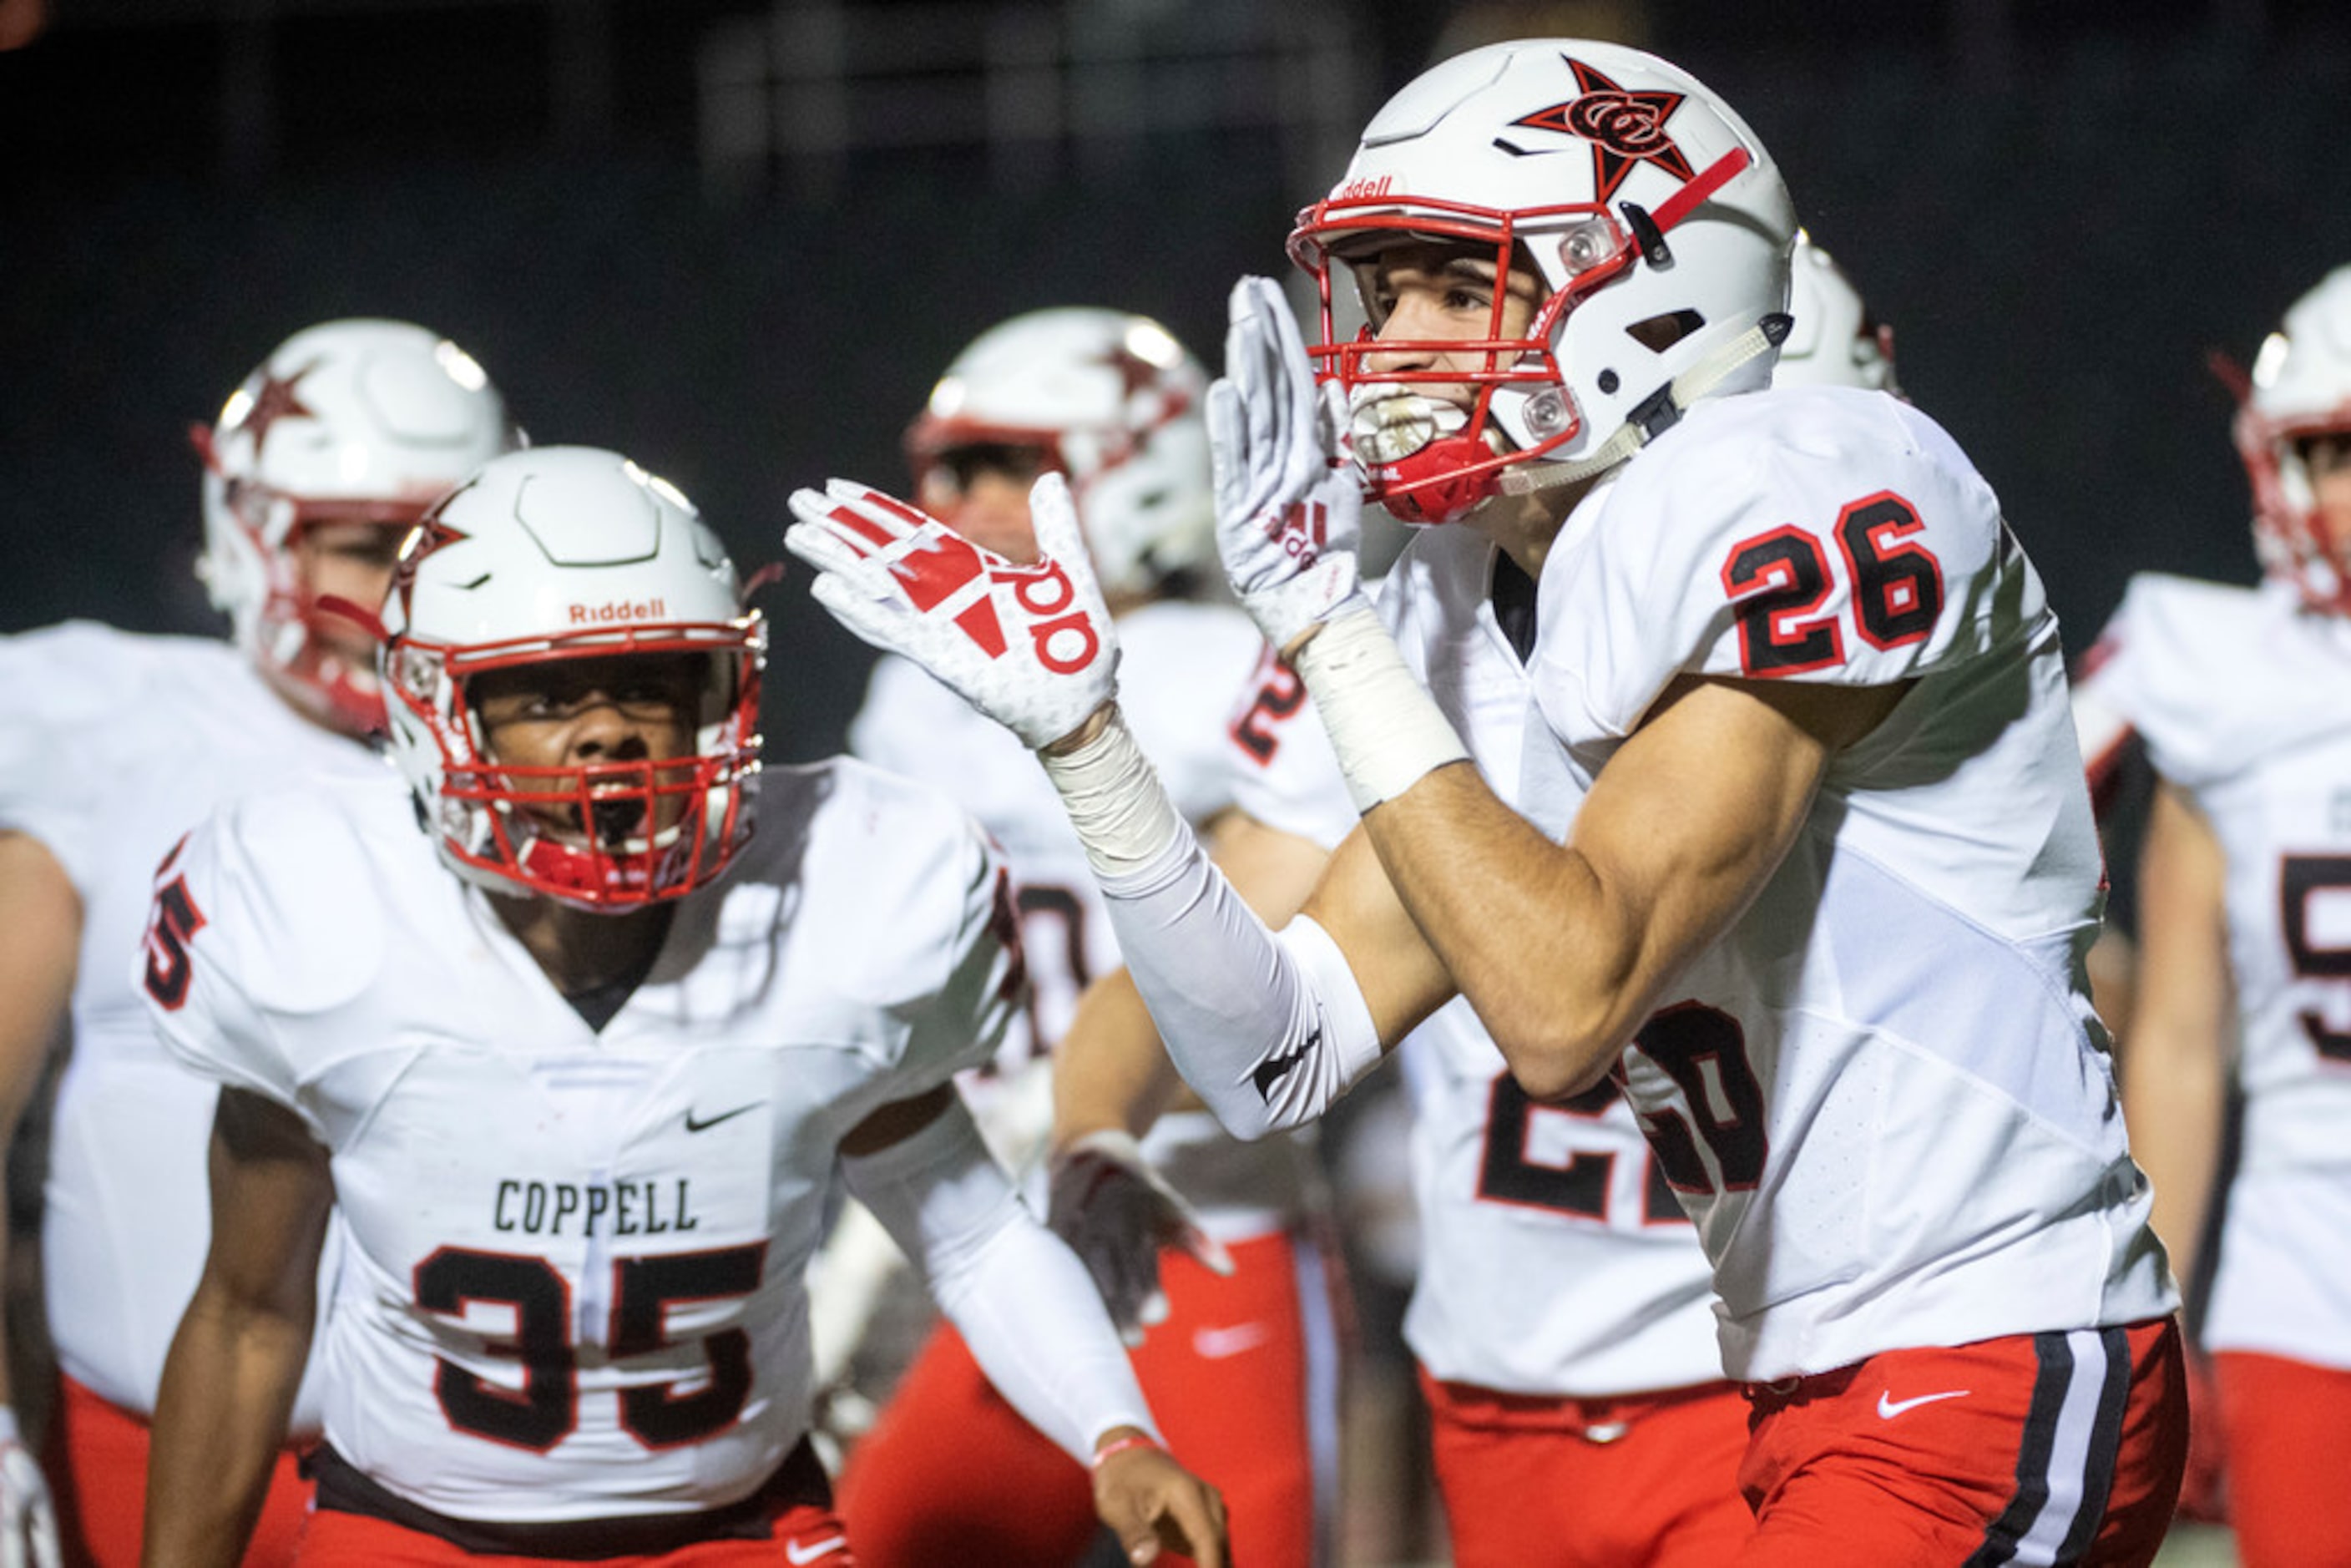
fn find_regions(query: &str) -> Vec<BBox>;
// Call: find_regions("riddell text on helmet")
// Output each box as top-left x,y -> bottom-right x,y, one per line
569,597 -> 669,625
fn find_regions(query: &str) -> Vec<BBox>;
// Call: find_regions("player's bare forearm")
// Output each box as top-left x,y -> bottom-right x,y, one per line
1054,969 -> 1187,1149
146,1089 -> 331,1567
144,1282 -> 313,1566
0,832 -> 83,1410
2120,1029 -> 2227,1296
2119,782 -> 2234,1292
1354,761 -> 1640,1096
1354,675 -> 1884,1099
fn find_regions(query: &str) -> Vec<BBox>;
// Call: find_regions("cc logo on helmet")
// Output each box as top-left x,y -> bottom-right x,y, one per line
1509,58 -> 1695,203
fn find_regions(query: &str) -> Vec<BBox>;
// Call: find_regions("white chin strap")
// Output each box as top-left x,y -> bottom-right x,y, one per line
1499,315 -> 1791,497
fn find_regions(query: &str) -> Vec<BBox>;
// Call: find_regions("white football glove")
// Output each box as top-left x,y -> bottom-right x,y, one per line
1048,1130 -> 1234,1348
1207,275 -> 1369,654
785,474 -> 1120,751
0,1409 -> 60,1568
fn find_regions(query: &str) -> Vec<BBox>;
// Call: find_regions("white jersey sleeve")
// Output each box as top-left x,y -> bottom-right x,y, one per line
0,622 -> 142,886
821,767 -> 1025,1118
2072,574 -> 2329,792
140,785 -> 383,1139
1540,387 -> 2028,742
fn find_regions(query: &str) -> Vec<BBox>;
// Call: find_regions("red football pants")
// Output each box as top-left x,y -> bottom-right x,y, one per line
2211,1348 -> 2351,1566
296,1504 -> 853,1566
1735,1318 -> 2187,1566
43,1372 -> 310,1568
837,1231 -> 1327,1567
1419,1368 -> 1753,1567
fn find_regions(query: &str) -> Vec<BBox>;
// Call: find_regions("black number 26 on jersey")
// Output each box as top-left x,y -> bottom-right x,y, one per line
1722,490 -> 1945,676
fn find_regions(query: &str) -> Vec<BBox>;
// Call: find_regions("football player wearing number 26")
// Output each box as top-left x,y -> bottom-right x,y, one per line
136,448 -> 1226,1567
788,38 -> 2187,1566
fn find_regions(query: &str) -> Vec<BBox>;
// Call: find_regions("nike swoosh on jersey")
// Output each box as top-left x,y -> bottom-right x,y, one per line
785,1536 -> 848,1565
1876,1388 -> 1970,1419
684,1102 -> 763,1134
1192,1322 -> 1272,1360
1251,1028 -> 1321,1102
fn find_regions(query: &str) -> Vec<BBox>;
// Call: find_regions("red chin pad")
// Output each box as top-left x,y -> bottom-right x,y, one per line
1373,434 -> 1504,526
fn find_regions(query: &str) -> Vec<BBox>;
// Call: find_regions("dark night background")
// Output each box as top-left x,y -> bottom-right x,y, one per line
4,0 -> 2348,772
3,9 -> 2343,1556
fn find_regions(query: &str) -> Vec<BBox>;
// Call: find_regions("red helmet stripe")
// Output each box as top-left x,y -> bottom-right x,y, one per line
1650,147 -> 1751,235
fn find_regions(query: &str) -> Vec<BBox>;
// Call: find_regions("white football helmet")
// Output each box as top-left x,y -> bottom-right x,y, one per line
380,447 -> 763,910
195,319 -> 518,733
1773,234 -> 1900,395
903,307 -> 1214,598
1289,39 -> 1797,524
2236,265 -> 2351,612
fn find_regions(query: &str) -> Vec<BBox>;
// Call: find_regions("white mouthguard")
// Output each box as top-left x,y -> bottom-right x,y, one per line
1348,393 -> 1469,465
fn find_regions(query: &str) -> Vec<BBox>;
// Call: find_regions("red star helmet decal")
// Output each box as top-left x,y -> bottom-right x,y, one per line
237,362 -> 319,454
1098,341 -> 1165,402
1510,58 -> 1696,205
389,513 -> 470,625
1093,343 -> 1192,436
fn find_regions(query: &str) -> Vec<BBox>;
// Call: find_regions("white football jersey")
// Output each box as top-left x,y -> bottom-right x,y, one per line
0,622 -> 382,1425
852,599 -> 1310,1230
143,759 -> 1016,1521
2074,574 -> 2351,1370
1383,387 -> 2176,1382
1226,640 -> 1723,1396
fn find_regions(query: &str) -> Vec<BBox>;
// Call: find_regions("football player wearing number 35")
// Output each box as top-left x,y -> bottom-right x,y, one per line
787,38 -> 2188,1567
2070,266 -> 2351,1568
135,447 -> 1226,1568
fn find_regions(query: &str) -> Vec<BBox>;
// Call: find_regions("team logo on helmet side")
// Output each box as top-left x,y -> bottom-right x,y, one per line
1507,58 -> 1693,201
1098,339 -> 1184,409
234,363 -> 320,453
390,510 -> 471,625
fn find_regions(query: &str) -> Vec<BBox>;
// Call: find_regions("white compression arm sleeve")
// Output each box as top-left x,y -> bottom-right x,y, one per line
841,1097 -> 1158,1460
1041,711 -> 1387,1139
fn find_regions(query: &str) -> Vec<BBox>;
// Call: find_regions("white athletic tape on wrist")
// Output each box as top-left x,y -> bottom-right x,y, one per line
1293,605 -> 1471,812
1038,706 -> 1187,879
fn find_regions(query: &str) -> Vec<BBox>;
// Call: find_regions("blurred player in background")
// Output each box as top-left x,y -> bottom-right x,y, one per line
1047,234 -> 1904,1568
2071,264 -> 2351,1567
1771,236 -> 1898,398
827,308 -> 1338,1567
0,318 -> 515,1566
788,38 -> 2188,1564
138,445 -> 1226,1567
